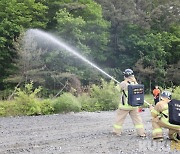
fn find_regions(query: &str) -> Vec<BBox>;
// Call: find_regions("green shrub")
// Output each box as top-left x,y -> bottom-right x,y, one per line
172,86 -> 180,100
14,82 -> 42,116
89,80 -> 119,111
78,93 -> 98,112
0,100 -> 19,116
39,99 -> 54,115
0,101 -> 6,116
15,96 -> 41,116
0,99 -> 54,117
53,92 -> 81,113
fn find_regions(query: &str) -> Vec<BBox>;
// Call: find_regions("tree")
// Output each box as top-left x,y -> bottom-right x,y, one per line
1,0 -> 180,93
95,0 -> 180,87
166,61 -> 180,86
149,0 -> 180,31
44,0 -> 111,85
0,0 -> 48,89
54,0 -> 110,62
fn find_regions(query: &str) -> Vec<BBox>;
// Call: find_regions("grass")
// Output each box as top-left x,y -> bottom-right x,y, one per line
143,94 -> 154,107
144,94 -> 154,104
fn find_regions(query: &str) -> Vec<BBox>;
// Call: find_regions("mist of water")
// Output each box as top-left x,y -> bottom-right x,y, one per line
25,29 -> 120,84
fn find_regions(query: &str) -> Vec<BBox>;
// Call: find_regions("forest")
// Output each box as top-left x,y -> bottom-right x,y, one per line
1,2 -> 180,153
0,0 -> 180,100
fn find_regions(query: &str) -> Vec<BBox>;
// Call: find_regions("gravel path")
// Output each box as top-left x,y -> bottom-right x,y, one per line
0,110 -> 179,154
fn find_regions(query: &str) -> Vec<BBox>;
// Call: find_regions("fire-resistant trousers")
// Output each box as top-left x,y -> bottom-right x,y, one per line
152,117 -> 180,139
113,108 -> 145,136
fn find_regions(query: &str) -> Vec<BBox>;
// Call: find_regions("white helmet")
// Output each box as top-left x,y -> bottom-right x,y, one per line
161,91 -> 172,100
123,69 -> 134,77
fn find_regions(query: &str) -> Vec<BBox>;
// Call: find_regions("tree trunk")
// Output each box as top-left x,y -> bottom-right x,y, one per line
149,78 -> 152,94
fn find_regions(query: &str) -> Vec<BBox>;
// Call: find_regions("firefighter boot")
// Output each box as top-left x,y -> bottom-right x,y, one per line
172,133 -> 180,142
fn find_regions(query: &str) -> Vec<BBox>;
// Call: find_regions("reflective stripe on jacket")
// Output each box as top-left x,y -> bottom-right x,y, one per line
151,100 -> 180,129
151,100 -> 168,118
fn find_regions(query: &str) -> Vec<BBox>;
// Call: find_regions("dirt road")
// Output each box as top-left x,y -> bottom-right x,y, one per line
0,110 -> 179,154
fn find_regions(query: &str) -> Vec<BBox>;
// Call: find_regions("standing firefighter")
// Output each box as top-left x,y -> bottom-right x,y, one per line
153,85 -> 160,105
150,91 -> 180,141
113,69 -> 146,137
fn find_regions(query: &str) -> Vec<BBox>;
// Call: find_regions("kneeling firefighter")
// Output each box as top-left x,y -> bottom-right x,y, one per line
113,69 -> 146,137
149,91 -> 180,141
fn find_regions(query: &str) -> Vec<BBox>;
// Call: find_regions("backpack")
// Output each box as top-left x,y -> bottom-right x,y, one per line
127,84 -> 144,106
168,99 -> 180,125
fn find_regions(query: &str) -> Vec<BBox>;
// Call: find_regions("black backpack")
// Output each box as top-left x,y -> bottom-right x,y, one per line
168,99 -> 180,125
127,84 -> 144,106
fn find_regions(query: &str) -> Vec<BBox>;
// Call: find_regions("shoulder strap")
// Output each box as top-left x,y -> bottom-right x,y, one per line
122,80 -> 131,98
122,95 -> 125,105
160,112 -> 168,118
122,90 -> 127,98
121,81 -> 130,105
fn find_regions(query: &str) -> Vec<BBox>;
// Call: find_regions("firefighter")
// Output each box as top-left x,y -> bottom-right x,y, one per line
149,91 -> 180,141
153,85 -> 161,105
113,69 -> 146,137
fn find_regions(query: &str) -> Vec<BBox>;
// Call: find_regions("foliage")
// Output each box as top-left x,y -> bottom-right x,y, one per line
0,82 -> 54,116
78,93 -> 99,112
0,100 -> 18,116
38,99 -> 54,115
49,0 -> 110,83
0,0 -> 180,96
89,80 -> 119,111
3,80 -> 180,117
78,80 -> 119,111
172,86 -> 180,100
0,0 -> 48,90
14,81 -> 42,115
94,0 -> 180,89
0,99 -> 54,117
166,61 -> 180,86
0,81 -> 120,116
53,92 -> 81,113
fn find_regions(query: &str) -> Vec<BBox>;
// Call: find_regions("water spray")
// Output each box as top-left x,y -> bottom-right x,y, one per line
26,29 -> 120,84
26,29 -> 152,106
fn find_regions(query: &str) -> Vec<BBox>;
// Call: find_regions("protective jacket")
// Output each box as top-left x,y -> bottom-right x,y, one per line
113,76 -> 145,136
151,100 -> 180,130
118,79 -> 138,110
151,99 -> 180,139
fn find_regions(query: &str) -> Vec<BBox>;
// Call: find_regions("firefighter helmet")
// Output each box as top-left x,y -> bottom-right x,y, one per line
123,69 -> 134,77
161,91 -> 172,100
